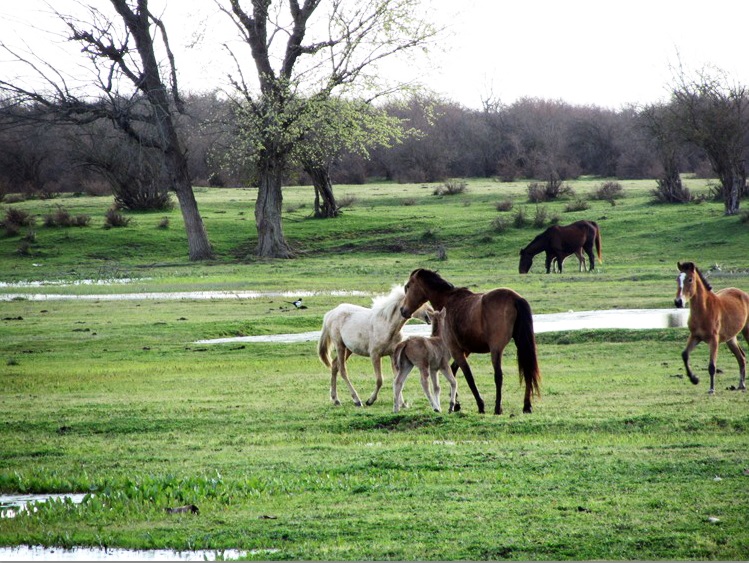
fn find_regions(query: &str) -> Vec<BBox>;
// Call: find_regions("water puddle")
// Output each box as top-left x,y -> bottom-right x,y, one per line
0,289 -> 369,302
0,545 -> 250,561
0,494 -> 269,560
196,308 -> 690,345
0,278 -> 149,288
1,493 -> 87,519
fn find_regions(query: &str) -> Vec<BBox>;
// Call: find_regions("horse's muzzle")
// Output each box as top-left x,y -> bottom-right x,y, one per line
399,306 -> 411,319
674,298 -> 684,308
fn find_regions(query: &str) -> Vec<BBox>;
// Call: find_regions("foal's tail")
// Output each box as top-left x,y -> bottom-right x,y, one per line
594,222 -> 603,263
317,322 -> 332,367
513,297 -> 541,400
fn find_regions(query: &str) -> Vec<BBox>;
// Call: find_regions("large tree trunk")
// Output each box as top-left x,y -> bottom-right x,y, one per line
721,168 -> 743,215
255,156 -> 293,258
173,178 -> 213,260
306,165 -> 339,218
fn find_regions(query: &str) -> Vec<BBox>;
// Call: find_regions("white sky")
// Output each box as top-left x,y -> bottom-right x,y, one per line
0,0 -> 747,110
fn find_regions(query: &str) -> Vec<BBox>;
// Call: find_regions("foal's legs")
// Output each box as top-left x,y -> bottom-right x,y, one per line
439,361 -> 458,413
681,334 -> 701,386
329,349 -> 352,405
725,336 -> 747,391
420,365 -> 441,412
335,343 -> 363,406
452,353 -> 484,413
491,348 -> 504,415
392,360 -> 414,413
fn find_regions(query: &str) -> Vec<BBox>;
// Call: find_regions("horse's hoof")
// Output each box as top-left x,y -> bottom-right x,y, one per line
523,407 -> 532,414
453,402 -> 461,412
333,399 -> 341,406
365,398 -> 375,406
354,401 -> 363,407
690,377 -> 700,385
707,389 -> 715,395
433,408 -> 441,413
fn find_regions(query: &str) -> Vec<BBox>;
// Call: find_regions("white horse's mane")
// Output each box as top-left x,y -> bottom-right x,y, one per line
371,285 -> 405,320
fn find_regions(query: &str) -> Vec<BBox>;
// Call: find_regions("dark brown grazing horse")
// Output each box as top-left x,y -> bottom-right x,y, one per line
519,220 -> 602,274
400,268 -> 541,414
674,261 -> 749,394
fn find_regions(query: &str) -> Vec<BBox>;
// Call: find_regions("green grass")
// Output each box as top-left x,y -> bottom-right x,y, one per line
1,177 -> 749,559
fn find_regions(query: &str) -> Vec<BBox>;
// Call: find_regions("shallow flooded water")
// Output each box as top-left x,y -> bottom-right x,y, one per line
0,545 -> 249,561
197,308 -> 690,345
0,494 -> 253,560
0,289 -> 369,301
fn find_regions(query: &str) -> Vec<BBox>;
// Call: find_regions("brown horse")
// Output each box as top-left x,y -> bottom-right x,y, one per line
400,269 -> 541,414
674,262 -> 749,394
519,220 -> 602,274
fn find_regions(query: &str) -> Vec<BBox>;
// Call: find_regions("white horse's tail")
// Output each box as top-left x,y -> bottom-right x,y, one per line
318,322 -> 332,367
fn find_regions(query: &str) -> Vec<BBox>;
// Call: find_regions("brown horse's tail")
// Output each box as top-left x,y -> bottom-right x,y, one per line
318,322 -> 332,368
513,297 -> 541,400
594,223 -> 602,263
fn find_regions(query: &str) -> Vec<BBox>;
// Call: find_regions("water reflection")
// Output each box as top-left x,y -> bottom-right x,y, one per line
1,493 -> 87,519
196,308 -> 690,345
0,545 -> 249,561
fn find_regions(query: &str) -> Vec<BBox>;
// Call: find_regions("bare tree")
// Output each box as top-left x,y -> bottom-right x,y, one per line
221,0 -> 438,257
668,66 -> 749,214
0,0 -> 213,259
640,103 -> 691,203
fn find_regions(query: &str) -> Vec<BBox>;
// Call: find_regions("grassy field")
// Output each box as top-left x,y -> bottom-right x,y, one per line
1,178 -> 749,560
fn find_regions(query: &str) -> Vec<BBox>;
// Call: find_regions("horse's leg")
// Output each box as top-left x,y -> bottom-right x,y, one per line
448,361 -> 462,412
419,365 -> 440,412
725,337 -> 747,391
441,361 -> 458,413
365,354 -> 384,406
544,253 -> 554,274
575,249 -> 586,272
336,344 -> 363,406
681,335 -> 701,386
491,348 -> 504,415
392,360 -> 413,413
452,354 -> 484,414
707,335 -> 720,395
584,243 -> 595,271
330,356 -> 341,406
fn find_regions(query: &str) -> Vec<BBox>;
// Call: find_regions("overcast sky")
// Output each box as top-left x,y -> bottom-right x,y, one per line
0,0 -> 747,110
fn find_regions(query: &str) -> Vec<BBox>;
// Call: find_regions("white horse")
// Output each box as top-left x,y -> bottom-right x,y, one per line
318,285 -> 433,407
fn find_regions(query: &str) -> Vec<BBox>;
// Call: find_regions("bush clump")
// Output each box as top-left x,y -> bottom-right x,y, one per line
593,181 -> 625,202
103,207 -> 131,229
433,180 -> 467,196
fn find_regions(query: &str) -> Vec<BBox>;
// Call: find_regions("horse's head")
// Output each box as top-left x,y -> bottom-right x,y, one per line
400,268 -> 452,318
675,261 -> 697,308
411,301 -> 434,325
400,269 -> 430,318
519,248 -> 533,274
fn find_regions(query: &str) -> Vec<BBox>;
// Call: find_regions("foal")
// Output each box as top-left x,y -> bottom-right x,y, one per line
391,308 -> 458,413
675,261 -> 749,394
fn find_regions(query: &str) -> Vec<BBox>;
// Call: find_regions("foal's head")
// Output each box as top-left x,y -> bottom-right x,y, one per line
675,261 -> 712,308
429,308 -> 446,337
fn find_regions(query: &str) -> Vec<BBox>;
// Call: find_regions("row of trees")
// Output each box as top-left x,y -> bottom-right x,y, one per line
1,1 -> 748,260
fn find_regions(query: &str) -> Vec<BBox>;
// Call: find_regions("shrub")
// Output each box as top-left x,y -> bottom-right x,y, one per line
740,210 -> 749,225
103,207 -> 131,229
513,207 -> 530,228
401,198 -> 417,206
593,181 -> 624,202
491,216 -> 510,233
565,199 -> 590,212
533,206 -> 549,228
527,179 -> 574,203
2,207 -> 35,236
44,206 -> 72,227
338,194 -> 357,208
157,217 -> 170,229
495,199 -> 513,212
73,215 -> 91,227
434,180 -> 467,196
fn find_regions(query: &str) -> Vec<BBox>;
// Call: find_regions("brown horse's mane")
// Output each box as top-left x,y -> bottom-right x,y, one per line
682,262 -> 713,292
411,268 -> 456,292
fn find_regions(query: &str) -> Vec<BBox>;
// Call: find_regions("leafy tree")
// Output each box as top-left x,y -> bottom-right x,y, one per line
221,0 -> 437,257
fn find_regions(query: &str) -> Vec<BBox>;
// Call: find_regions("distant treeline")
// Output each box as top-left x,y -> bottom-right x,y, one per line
0,92 -> 717,198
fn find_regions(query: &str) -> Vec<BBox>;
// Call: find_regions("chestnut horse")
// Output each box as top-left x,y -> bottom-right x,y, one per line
400,269 -> 541,414
674,262 -> 749,394
519,220 -> 602,274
